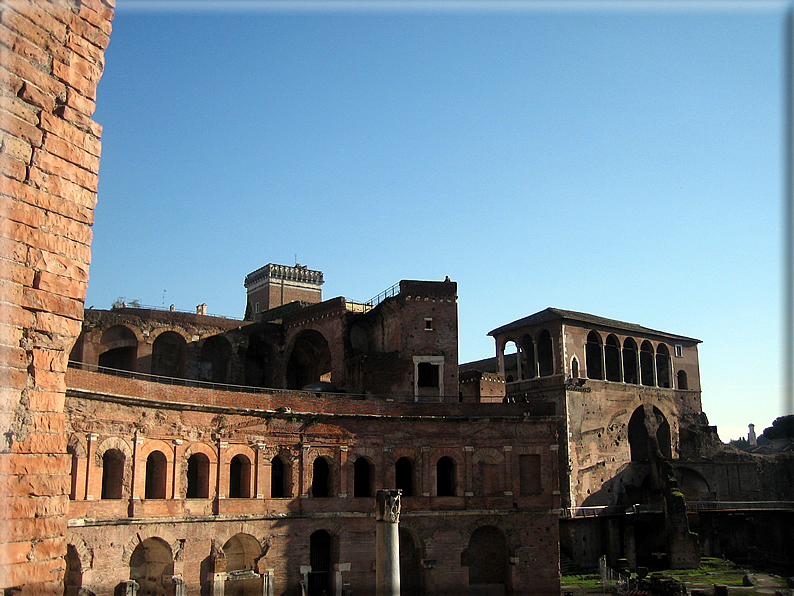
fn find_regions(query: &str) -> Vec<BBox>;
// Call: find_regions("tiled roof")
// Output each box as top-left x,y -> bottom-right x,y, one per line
488,307 -> 700,343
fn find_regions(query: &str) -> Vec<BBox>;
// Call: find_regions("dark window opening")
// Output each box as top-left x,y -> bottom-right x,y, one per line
312,457 -> 331,498
537,330 -> 554,377
623,338 -> 639,385
353,457 -> 373,497
677,370 -> 688,390
271,456 -> 286,498
101,449 -> 125,499
229,454 -> 251,498
640,341 -> 655,386
656,344 -> 671,388
417,362 -> 439,388
605,334 -> 622,382
145,451 -> 167,500
186,453 -> 209,499
395,457 -> 414,497
309,531 -> 333,596
68,446 -> 78,500
436,456 -> 455,496
586,331 -> 603,380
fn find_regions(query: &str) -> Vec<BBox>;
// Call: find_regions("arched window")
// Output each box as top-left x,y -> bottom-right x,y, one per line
628,405 -> 672,461
640,341 -> 655,386
222,534 -> 262,594
436,456 -> 455,496
677,370 -> 688,390
98,325 -> 137,371
605,334 -> 622,382
271,456 -> 289,498
395,457 -> 414,497
186,453 -> 209,499
571,357 -> 580,379
312,457 -> 331,498
151,331 -> 187,378
286,330 -> 332,390
537,330 -> 554,377
656,344 -> 671,388
145,451 -> 167,499
229,454 -> 251,499
585,331 -> 603,380
199,335 -> 232,383
622,338 -> 639,384
502,339 -> 520,383
353,457 -> 373,498
101,449 -> 125,500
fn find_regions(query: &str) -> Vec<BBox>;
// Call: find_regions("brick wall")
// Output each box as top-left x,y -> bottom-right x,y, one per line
0,0 -> 113,591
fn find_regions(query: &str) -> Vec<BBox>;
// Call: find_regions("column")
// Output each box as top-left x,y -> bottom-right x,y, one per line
301,445 -> 310,497
254,443 -> 265,499
421,447 -> 431,497
463,446 -> 474,496
262,569 -> 275,596
84,432 -> 98,500
339,446 -> 348,498
334,563 -> 350,596
375,489 -> 401,596
503,445 -> 514,496
171,439 -> 182,499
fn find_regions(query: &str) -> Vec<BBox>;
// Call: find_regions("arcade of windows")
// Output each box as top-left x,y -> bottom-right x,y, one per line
503,329 -> 688,390
70,441 -> 544,503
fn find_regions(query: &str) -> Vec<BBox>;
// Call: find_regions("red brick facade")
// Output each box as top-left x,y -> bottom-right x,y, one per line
0,0 -> 113,592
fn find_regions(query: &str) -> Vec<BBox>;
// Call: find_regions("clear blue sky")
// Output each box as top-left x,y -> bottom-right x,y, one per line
87,0 -> 788,442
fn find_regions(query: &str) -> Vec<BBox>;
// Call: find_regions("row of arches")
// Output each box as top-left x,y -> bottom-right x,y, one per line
501,329 -> 689,390
70,437 -> 541,504
77,324 -> 336,391
66,525 -> 514,596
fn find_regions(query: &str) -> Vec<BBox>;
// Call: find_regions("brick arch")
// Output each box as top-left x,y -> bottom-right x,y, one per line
472,447 -> 504,465
220,443 -> 256,465
304,519 -> 345,538
390,446 -> 420,463
183,441 -> 217,463
214,523 -> 266,550
263,445 -> 298,462
461,517 -> 519,552
148,326 -> 191,344
121,529 -> 179,565
94,436 -> 132,467
137,439 -> 174,461
65,533 -> 93,571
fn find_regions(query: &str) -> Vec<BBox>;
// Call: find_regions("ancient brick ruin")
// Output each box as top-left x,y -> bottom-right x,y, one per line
0,0 -> 113,592
1,2 -> 793,594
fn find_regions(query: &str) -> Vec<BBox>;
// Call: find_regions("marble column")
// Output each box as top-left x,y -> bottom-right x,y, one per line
375,489 -> 401,596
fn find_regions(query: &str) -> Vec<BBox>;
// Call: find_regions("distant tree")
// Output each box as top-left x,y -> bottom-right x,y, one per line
761,415 -> 794,440
728,437 -> 749,450
111,296 -> 141,309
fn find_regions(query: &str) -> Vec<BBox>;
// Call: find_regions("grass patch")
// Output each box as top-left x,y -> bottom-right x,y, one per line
561,558 -> 748,590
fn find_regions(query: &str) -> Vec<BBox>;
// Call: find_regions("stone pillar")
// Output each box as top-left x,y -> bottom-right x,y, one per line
85,432 -> 99,500
120,580 -> 140,596
334,563 -> 350,596
171,439 -> 182,499
463,446 -> 474,496
262,569 -> 275,596
300,565 -> 311,596
375,489 -> 401,596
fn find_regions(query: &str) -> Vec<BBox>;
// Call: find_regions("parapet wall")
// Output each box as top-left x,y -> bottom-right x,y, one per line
0,0 -> 114,591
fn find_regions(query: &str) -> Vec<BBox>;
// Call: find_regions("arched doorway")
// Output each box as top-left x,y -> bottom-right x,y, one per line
311,457 -> 332,498
151,331 -> 187,377
628,405 -> 672,461
129,537 -> 174,596
400,528 -> 425,595
286,330 -> 333,390
223,533 -> 263,596
98,325 -> 137,371
199,335 -> 232,383
309,530 -> 334,596
464,526 -> 510,595
186,453 -> 210,499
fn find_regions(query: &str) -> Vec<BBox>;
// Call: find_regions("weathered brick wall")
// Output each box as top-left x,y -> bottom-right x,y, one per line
0,0 -> 113,591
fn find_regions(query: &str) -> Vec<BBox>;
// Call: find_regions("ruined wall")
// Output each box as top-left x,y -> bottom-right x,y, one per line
64,376 -> 561,594
0,0 -> 113,591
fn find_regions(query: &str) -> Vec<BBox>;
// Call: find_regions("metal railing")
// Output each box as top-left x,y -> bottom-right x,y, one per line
366,282 -> 400,309
686,500 -> 794,511
110,303 -> 244,321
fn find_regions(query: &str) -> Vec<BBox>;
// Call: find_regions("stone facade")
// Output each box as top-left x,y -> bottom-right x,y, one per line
64,366 -> 561,595
0,0 -> 114,592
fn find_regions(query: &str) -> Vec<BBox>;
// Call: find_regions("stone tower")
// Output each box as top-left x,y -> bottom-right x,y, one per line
245,263 -> 324,314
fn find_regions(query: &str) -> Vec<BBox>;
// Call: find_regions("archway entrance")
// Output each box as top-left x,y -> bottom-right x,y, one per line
399,528 -> 425,595
628,405 -> 672,461
465,526 -> 510,596
309,530 -> 334,596
129,538 -> 174,596
222,533 -> 263,596
286,330 -> 332,390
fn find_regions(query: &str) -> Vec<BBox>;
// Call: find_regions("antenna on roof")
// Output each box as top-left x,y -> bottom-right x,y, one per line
294,253 -> 297,266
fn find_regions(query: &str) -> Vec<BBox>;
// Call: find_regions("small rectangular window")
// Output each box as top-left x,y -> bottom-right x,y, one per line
255,302 -> 260,313
424,318 -> 433,331
674,344 -> 683,358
